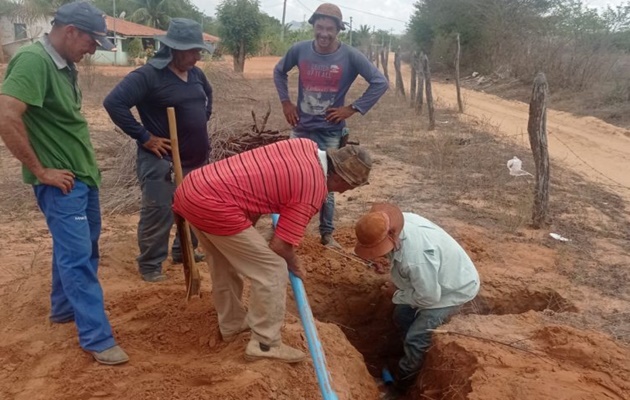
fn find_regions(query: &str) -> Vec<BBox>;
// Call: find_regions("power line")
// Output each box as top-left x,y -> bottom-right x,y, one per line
313,0 -> 408,23
294,0 -> 313,14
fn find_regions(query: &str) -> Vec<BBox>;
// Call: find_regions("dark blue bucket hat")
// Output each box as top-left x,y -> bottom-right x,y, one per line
53,1 -> 115,51
155,18 -> 214,53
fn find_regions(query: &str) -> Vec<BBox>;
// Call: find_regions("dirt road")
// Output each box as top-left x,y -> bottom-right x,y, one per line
399,62 -> 630,201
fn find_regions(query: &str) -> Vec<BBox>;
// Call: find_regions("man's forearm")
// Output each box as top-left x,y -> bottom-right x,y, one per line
0,106 -> 44,177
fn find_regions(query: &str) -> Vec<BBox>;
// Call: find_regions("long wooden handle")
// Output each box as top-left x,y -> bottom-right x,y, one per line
166,107 -> 201,299
167,107 -> 184,185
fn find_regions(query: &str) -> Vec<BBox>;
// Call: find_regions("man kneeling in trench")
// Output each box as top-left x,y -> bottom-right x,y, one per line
173,138 -> 372,362
354,203 -> 480,391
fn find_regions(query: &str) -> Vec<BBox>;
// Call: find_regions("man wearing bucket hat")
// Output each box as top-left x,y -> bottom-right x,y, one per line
354,203 -> 480,390
0,2 -> 127,364
104,18 -> 214,283
173,139 -> 372,363
274,3 -> 388,250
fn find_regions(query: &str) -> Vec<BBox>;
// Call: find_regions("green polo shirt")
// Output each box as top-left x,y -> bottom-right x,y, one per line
1,36 -> 100,187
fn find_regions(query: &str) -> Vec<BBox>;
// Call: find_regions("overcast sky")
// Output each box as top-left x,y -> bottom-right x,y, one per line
191,0 -> 629,34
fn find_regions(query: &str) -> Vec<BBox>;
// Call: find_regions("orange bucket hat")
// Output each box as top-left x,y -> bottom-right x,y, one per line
354,203 -> 404,260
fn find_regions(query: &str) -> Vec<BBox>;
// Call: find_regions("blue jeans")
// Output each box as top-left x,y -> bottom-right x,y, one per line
290,129 -> 343,235
34,181 -> 116,352
393,304 -> 460,380
136,148 -> 200,275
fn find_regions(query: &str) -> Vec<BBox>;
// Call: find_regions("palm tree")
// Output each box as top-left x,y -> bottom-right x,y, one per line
130,0 -> 172,29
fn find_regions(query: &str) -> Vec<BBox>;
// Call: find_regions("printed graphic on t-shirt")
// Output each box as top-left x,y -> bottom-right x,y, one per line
299,61 -> 343,116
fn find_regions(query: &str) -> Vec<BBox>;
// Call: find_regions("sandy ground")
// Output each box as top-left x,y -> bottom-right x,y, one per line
0,56 -> 629,400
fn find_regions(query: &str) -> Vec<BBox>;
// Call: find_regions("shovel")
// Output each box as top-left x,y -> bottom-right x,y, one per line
167,107 -> 202,299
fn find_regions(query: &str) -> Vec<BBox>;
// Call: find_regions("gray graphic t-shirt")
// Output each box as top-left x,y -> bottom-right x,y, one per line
274,40 -> 388,132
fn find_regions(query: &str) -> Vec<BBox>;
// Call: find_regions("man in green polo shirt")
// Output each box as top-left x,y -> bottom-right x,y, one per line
0,2 -> 128,365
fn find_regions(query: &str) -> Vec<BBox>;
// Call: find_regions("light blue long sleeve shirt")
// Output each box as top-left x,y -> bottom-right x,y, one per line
390,213 -> 480,310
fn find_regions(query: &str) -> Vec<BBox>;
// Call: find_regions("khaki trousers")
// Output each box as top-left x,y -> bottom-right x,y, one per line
192,226 -> 288,346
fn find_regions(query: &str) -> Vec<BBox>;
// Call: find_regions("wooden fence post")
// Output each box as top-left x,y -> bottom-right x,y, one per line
0,44 -> 5,64
394,48 -> 406,98
422,54 -> 435,130
527,72 -> 550,229
410,51 -> 417,104
376,45 -> 380,69
416,52 -> 424,114
380,48 -> 389,82
455,33 -> 464,113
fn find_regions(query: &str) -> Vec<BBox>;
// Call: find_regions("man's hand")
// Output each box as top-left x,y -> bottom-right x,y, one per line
269,234 -> 304,279
380,281 -> 397,299
142,134 -> 171,158
36,168 -> 76,194
281,101 -> 299,127
288,259 -> 307,280
326,105 -> 357,124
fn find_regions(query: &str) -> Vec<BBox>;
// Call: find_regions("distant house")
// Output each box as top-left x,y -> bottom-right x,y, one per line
99,16 -> 220,66
0,13 -> 220,65
0,13 -> 52,62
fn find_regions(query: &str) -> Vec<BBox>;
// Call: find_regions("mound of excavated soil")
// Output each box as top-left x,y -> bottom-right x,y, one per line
1,216 -> 629,400
418,312 -> 630,400
0,218 -> 379,400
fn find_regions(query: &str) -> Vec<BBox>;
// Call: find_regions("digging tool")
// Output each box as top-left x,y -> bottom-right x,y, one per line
167,107 -> 201,300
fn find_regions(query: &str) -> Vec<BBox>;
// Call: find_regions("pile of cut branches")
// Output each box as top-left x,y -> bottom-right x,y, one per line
211,105 -> 289,161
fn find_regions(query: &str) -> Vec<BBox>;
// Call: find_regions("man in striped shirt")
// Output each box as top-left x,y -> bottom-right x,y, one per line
173,138 -> 372,363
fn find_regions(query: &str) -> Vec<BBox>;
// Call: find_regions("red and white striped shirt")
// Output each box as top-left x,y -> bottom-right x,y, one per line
173,138 -> 328,246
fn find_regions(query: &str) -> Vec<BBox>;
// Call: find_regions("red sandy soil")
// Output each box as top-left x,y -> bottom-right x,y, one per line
1,58 -> 629,400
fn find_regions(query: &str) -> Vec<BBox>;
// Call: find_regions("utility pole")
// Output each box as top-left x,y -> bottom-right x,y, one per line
113,0 -> 117,65
348,16 -> 353,45
280,0 -> 287,42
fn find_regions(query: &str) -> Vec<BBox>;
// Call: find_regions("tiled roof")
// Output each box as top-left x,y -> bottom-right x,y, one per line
105,16 -> 220,43
105,16 -> 165,37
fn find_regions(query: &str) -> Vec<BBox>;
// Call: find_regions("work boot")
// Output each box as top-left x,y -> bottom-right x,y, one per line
245,339 -> 306,364
320,234 -> 342,249
222,322 -> 250,343
90,345 -> 129,365
141,271 -> 167,283
172,250 -> 205,264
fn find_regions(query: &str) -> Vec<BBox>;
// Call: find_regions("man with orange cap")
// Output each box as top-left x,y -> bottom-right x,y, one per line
354,203 -> 480,390
274,3 -> 387,249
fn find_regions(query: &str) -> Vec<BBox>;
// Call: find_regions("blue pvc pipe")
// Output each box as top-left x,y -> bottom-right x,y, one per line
272,213 -> 338,400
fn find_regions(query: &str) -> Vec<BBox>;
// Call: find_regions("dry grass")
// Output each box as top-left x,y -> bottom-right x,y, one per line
458,53 -> 630,129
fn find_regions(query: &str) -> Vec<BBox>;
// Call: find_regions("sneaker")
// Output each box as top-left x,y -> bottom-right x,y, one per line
172,250 -> 205,264
222,322 -> 250,343
245,339 -> 306,364
320,234 -> 342,249
141,271 -> 167,283
90,345 -> 129,365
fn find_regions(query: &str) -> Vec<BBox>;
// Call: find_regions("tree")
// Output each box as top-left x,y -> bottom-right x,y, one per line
129,0 -> 173,29
217,0 -> 263,73
353,24 -> 371,49
1,0 -> 76,24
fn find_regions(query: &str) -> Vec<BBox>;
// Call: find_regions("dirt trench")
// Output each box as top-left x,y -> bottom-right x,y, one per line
295,228 -> 595,400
